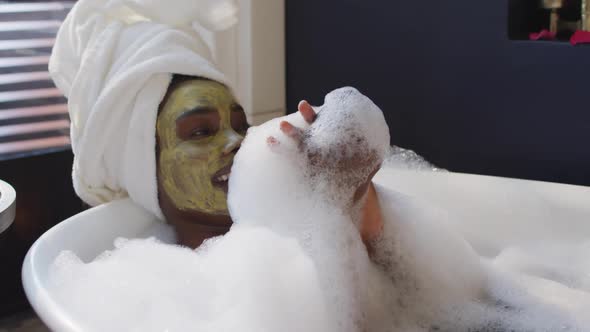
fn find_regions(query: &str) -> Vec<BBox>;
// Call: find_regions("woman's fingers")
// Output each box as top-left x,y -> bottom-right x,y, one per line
266,136 -> 279,147
276,101 -> 314,148
280,121 -> 303,141
267,120 -> 305,151
298,100 -> 316,124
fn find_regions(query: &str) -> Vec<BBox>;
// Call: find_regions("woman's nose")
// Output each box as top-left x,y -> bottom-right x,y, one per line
222,129 -> 244,155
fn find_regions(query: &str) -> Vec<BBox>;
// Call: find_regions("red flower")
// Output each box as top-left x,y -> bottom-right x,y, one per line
529,29 -> 557,41
570,30 -> 590,45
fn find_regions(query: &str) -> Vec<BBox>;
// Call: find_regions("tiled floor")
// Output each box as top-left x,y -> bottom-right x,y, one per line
0,312 -> 49,332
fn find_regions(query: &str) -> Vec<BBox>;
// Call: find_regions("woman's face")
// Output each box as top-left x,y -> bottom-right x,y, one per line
156,79 -> 248,219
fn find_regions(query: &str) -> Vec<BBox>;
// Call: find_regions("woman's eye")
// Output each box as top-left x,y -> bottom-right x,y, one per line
190,128 -> 210,138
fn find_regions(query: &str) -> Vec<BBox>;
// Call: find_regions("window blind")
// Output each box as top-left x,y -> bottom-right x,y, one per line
0,1 -> 73,160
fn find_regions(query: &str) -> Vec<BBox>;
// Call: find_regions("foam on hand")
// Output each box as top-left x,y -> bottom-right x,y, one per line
228,87 -> 391,330
46,87 -> 590,332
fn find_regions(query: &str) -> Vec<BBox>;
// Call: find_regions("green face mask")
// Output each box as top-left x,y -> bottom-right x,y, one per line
157,79 -> 248,216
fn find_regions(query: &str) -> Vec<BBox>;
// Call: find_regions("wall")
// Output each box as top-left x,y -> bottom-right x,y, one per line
286,0 -> 590,186
212,0 -> 286,125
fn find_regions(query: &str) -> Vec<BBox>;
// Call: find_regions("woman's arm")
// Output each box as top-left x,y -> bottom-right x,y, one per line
360,182 -> 384,253
281,100 -> 385,251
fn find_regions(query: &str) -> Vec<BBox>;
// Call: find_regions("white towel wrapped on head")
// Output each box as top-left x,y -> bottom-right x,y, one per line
49,0 -> 238,219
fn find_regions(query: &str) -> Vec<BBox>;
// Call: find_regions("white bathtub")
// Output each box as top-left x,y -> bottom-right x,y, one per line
374,169 -> 590,257
22,170 -> 590,331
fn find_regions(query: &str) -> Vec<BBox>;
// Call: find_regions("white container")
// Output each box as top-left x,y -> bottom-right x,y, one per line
22,171 -> 590,331
0,179 -> 16,235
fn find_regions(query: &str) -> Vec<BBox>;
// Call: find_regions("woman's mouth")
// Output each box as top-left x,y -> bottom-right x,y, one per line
212,164 -> 232,193
215,174 -> 230,182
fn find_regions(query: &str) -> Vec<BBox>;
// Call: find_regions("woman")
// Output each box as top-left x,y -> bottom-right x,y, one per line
49,0 -> 383,249
156,75 -> 383,248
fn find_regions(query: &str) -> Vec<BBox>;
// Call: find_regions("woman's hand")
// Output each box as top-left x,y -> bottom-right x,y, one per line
273,100 -> 384,249
280,100 -> 316,138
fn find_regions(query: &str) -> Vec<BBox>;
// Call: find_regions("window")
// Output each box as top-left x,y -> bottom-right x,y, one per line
0,1 -> 73,160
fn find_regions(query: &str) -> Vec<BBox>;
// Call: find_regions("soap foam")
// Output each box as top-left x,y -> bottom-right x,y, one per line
228,87 -> 391,330
47,87 -> 590,332
49,226 -> 331,332
384,146 -> 446,172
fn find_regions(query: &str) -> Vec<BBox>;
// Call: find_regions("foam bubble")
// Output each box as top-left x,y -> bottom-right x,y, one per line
384,146 -> 446,172
229,86 -> 391,330
49,227 -> 332,332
